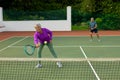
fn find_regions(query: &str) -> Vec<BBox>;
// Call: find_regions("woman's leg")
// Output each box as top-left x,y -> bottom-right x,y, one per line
38,44 -> 44,63
47,43 -> 57,58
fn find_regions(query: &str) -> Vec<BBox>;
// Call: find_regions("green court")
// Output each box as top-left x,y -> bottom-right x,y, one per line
0,36 -> 120,80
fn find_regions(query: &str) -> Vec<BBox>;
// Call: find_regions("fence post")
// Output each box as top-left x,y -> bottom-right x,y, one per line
0,7 -> 6,32
0,7 -> 3,21
67,6 -> 71,30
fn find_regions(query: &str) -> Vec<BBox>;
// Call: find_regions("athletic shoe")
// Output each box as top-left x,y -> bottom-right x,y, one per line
56,62 -> 62,68
35,64 -> 42,68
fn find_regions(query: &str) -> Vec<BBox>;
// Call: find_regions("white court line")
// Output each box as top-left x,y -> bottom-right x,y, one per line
80,46 -> 100,80
0,37 -> 28,53
82,45 -> 120,47
8,45 -> 120,48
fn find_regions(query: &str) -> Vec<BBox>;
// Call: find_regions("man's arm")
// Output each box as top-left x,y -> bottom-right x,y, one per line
94,23 -> 97,29
88,22 -> 92,30
93,22 -> 97,29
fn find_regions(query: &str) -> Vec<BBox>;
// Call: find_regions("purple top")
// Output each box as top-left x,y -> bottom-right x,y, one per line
34,28 -> 52,44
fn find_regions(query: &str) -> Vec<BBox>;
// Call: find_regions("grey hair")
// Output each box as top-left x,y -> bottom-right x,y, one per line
36,23 -> 41,27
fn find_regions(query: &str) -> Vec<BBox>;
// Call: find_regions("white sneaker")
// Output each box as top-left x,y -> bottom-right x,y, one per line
56,62 -> 62,68
35,64 -> 42,68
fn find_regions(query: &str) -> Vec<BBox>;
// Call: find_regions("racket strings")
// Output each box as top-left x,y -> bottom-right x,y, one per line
24,45 -> 35,56
26,46 -> 33,53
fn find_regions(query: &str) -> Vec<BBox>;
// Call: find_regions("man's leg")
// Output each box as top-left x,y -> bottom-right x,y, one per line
89,32 -> 93,41
95,29 -> 100,41
89,29 -> 94,41
90,33 -> 93,39
96,33 -> 100,39
96,33 -> 100,41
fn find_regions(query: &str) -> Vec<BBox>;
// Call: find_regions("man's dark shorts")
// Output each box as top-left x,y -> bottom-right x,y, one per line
90,28 -> 98,33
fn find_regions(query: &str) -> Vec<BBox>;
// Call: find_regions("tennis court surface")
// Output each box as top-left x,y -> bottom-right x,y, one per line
0,36 -> 120,80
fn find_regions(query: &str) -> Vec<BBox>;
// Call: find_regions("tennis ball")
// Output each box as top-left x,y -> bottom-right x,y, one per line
44,41 -> 47,44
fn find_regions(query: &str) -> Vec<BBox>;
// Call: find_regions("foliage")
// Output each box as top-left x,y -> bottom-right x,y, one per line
95,18 -> 102,29
72,25 -> 88,30
95,18 -> 102,23
100,14 -> 120,30
80,0 -> 96,13
3,9 -> 66,20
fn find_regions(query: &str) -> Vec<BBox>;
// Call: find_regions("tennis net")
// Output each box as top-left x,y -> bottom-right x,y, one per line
0,58 -> 120,80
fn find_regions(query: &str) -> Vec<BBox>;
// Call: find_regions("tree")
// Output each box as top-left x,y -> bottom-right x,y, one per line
80,0 -> 96,13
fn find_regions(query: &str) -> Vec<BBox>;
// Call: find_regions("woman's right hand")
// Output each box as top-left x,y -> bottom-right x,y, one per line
35,43 -> 40,48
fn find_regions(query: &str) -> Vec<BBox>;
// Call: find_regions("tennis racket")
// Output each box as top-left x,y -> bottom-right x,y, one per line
24,45 -> 36,56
